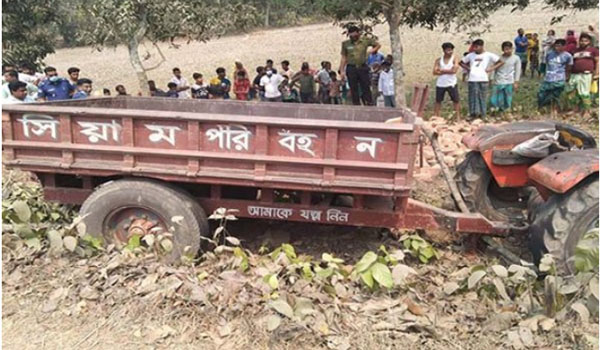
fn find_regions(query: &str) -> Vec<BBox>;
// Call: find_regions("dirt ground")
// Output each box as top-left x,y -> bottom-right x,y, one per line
3,218 -> 598,350
3,164 -> 598,350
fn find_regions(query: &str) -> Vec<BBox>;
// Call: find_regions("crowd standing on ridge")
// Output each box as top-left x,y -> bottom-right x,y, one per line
2,25 -> 598,121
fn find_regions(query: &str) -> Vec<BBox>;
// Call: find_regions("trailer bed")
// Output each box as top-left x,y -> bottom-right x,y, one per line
2,97 -> 419,197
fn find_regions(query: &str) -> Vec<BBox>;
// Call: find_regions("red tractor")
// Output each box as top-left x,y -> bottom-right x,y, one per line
455,121 -> 598,274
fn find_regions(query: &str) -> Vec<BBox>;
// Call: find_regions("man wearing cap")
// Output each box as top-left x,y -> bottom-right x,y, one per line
339,26 -> 381,106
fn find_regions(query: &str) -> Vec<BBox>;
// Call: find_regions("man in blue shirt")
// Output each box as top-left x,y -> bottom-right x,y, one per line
514,28 -> 529,74
72,78 -> 93,99
37,66 -> 74,101
367,49 -> 385,66
537,39 -> 573,117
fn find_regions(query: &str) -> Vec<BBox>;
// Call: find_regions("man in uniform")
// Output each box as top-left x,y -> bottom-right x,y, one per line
339,26 -> 381,106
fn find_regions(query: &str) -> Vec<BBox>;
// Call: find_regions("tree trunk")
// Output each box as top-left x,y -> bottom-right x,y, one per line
265,1 -> 270,27
385,9 -> 407,108
128,40 -> 150,96
127,14 -> 150,96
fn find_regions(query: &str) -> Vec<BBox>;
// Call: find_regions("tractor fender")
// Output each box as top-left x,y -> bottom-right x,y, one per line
462,121 -> 557,152
527,148 -> 599,195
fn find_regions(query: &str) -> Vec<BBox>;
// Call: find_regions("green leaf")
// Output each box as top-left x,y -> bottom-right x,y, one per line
420,246 -> 435,259
281,243 -> 296,260
371,262 -> 393,289
82,234 -> 104,250
316,267 -> 334,279
25,237 -> 41,251
322,253 -> 344,264
269,299 -> 294,319
126,234 -> 141,250
301,264 -> 314,280
12,200 -> 31,222
233,247 -> 249,271
263,274 -> 279,290
14,223 -> 34,238
197,271 -> 209,281
360,269 -> 374,289
354,251 -> 377,273
269,247 -> 282,260
411,240 -> 422,251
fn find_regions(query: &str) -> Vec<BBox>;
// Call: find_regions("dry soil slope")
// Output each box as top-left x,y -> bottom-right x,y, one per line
46,3 -> 598,93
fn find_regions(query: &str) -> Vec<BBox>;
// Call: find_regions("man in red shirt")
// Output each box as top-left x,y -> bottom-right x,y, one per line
565,33 -> 599,115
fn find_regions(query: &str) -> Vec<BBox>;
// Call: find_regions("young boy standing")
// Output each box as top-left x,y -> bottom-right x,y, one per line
328,71 -> 343,105
460,39 -> 503,120
209,68 -> 231,99
233,71 -> 250,101
169,67 -> 190,99
490,41 -> 521,113
290,62 -> 315,103
433,42 -> 460,119
537,39 -> 573,116
514,28 -> 529,73
190,73 -> 209,99
316,61 -> 332,104
251,66 -> 265,101
378,61 -> 395,107
166,82 -> 179,98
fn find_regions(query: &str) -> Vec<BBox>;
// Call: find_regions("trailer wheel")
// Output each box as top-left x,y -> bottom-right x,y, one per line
528,176 -> 599,275
80,179 -> 209,263
456,151 -> 529,222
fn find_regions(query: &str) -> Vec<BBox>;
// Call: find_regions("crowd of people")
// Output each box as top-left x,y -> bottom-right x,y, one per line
2,25 -> 598,121
435,25 -> 599,120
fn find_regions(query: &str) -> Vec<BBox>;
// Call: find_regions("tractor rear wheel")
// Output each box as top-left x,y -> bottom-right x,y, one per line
455,151 -> 530,222
528,176 -> 599,275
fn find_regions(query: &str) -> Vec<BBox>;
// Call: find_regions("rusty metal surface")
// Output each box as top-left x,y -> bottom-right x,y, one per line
3,98 -> 419,197
527,148 -> 599,194
410,84 -> 430,117
41,186 -> 511,235
462,121 -> 557,151
27,96 -> 411,123
481,148 -> 532,188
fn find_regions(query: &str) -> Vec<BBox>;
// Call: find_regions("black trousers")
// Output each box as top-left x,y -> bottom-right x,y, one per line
347,64 -> 373,106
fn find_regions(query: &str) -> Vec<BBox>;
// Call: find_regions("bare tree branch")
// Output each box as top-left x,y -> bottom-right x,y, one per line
143,42 -> 167,72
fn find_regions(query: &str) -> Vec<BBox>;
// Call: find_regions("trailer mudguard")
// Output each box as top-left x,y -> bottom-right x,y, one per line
527,148 -> 599,195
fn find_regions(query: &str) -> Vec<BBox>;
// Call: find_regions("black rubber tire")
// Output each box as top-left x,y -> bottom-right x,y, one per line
162,183 -> 212,253
80,178 -> 209,263
528,176 -> 599,275
455,151 -> 528,222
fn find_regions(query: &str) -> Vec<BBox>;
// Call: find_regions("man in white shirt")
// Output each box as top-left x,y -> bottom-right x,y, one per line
1,70 -> 38,101
460,39 -> 504,120
260,69 -> 284,102
433,42 -> 461,119
378,61 -> 395,107
169,67 -> 190,99
3,81 -> 35,104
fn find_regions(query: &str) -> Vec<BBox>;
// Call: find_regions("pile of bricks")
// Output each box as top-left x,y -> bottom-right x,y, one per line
413,117 -> 487,181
